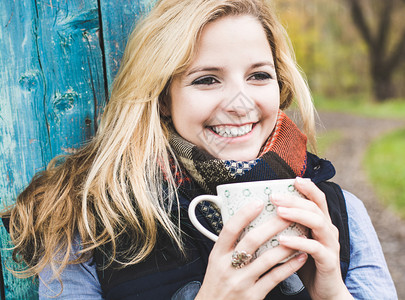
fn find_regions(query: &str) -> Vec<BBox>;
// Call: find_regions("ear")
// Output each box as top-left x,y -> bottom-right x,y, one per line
159,91 -> 171,117
159,80 -> 172,117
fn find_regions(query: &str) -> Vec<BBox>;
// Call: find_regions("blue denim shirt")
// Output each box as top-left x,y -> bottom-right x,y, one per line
39,191 -> 398,299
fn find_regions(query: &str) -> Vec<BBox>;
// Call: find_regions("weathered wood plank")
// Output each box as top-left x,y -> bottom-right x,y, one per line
1,0 -> 157,298
99,0 -> 156,88
1,0 -> 48,298
35,0 -> 107,156
0,0 -> 107,298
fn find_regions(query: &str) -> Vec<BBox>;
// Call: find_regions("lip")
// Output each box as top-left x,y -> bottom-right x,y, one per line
208,122 -> 257,127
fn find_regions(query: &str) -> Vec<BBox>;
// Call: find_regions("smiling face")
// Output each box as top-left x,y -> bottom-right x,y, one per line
168,15 -> 280,161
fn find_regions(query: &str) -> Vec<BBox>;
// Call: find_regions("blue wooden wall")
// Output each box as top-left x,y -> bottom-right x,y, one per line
0,0 -> 155,298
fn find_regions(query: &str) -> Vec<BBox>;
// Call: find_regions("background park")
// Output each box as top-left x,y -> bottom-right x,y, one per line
0,0 -> 404,298
276,0 -> 405,298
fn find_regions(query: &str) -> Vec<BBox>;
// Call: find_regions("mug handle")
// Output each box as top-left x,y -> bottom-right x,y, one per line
188,195 -> 222,242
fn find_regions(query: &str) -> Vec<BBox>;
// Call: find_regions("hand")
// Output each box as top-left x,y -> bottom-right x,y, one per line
195,200 -> 308,300
272,177 -> 354,300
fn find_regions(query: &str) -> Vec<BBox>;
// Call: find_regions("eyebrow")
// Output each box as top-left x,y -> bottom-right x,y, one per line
186,67 -> 223,77
185,61 -> 275,77
251,61 -> 275,69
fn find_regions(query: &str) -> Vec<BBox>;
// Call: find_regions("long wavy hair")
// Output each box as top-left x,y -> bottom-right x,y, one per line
6,0 -> 315,281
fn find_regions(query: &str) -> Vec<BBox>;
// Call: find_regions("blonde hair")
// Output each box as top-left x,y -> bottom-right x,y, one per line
6,0 -> 315,282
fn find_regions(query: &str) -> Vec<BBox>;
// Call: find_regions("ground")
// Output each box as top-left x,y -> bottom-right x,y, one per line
317,111 -> 405,299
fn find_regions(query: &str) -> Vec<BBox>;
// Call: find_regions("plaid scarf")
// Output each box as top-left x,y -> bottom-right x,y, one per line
169,110 -> 308,233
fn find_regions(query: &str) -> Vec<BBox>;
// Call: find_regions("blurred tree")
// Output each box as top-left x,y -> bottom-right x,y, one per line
274,0 -> 405,101
274,0 -> 370,98
344,0 -> 405,101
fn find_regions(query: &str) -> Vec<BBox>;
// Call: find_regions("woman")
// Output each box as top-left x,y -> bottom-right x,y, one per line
6,0 -> 396,299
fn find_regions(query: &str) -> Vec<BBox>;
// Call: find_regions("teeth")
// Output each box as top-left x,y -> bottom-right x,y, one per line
211,124 -> 253,137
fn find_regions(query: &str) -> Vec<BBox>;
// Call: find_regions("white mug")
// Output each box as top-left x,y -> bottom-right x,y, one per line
188,179 -> 309,258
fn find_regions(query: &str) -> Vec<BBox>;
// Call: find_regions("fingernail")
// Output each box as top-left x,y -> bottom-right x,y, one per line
296,177 -> 311,184
278,235 -> 291,242
297,253 -> 308,262
277,206 -> 288,215
295,177 -> 304,184
270,195 -> 279,205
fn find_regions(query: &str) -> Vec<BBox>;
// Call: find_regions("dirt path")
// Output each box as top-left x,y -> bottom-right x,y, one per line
317,111 -> 405,299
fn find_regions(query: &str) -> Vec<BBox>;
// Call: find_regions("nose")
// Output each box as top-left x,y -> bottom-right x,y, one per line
221,89 -> 257,118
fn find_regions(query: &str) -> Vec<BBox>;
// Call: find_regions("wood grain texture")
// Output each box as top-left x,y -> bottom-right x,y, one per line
1,1 -> 47,297
0,0 -> 109,298
1,0 -> 155,298
35,0 -> 107,156
99,0 -> 155,87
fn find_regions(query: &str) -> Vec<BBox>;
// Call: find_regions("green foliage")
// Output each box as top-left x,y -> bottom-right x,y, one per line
313,94 -> 405,119
364,129 -> 405,218
274,0 -> 405,99
311,93 -> 405,218
274,0 -> 405,219
275,0 -> 370,97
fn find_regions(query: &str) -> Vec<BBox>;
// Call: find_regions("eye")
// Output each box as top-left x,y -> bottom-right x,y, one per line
249,72 -> 272,81
191,76 -> 219,85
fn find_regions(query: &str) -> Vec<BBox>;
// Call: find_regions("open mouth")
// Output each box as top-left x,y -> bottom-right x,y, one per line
209,123 -> 255,138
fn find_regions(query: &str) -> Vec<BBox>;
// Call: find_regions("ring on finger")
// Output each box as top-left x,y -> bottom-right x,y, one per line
231,250 -> 253,269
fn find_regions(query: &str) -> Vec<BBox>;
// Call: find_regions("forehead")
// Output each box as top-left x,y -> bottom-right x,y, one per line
190,15 -> 273,66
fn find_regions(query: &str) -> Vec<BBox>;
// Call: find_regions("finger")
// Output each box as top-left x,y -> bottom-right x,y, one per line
236,215 -> 291,254
276,207 -> 338,242
216,200 -> 264,251
294,177 -> 330,221
277,207 -> 323,229
247,244 -> 299,275
254,252 -> 308,299
271,194 -> 323,216
279,235 -> 339,268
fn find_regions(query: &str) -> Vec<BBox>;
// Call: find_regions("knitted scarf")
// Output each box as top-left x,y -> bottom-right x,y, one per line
169,110 -> 308,233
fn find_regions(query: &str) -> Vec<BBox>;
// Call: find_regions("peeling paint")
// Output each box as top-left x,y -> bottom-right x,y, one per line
52,90 -> 77,112
61,147 -> 79,154
0,0 -> 154,297
56,8 -> 100,34
18,70 -> 41,92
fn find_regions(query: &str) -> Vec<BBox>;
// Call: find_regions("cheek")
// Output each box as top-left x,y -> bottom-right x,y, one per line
171,89 -> 216,123
169,93 -> 206,134
254,86 -> 280,115
169,86 -> 189,120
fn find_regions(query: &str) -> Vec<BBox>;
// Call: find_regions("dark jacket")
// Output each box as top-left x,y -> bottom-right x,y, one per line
95,153 -> 350,300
